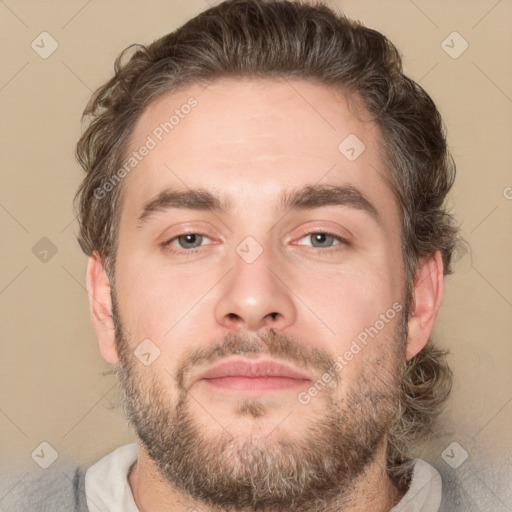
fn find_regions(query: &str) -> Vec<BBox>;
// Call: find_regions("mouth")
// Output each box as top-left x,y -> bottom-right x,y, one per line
194,358 -> 312,392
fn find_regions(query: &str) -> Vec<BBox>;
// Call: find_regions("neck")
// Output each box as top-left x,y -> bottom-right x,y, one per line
128,442 -> 405,512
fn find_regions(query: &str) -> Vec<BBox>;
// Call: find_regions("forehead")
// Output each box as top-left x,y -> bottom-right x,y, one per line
121,78 -> 399,229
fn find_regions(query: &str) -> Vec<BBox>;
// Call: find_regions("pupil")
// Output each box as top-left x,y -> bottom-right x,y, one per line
314,233 -> 328,246
181,234 -> 200,248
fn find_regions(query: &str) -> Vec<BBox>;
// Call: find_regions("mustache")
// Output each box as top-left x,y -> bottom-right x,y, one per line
174,327 -> 338,391
111,295 -> 340,392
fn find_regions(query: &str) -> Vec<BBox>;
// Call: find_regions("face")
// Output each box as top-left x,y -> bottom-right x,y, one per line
109,78 -> 411,510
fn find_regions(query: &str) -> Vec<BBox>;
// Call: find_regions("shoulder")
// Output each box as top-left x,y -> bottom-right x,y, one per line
0,464 -> 89,512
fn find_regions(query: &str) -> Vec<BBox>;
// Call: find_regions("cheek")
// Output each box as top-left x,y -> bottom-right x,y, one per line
291,252 -> 400,334
115,255 -> 181,341
324,283 -> 393,344
290,265 -> 404,390
115,253 -> 224,357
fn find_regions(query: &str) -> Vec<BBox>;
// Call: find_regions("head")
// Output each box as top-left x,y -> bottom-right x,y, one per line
77,0 -> 459,509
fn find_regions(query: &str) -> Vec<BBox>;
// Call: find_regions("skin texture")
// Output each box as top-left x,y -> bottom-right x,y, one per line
86,78 -> 444,512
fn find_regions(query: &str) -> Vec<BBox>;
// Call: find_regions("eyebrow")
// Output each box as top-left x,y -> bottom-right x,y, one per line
136,183 -> 381,227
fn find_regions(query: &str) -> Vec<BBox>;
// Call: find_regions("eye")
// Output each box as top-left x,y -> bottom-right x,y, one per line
296,232 -> 346,249
162,233 -> 212,252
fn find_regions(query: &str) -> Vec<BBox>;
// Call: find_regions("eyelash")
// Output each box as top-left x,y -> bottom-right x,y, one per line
161,231 -> 348,256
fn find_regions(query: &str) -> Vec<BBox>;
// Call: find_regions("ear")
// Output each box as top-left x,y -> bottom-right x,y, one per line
406,250 -> 444,360
86,252 -> 119,364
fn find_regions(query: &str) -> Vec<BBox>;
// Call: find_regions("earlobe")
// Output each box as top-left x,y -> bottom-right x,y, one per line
406,251 -> 444,360
86,252 -> 119,364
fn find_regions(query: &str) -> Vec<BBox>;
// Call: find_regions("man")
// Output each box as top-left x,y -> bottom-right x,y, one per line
7,0 -> 460,510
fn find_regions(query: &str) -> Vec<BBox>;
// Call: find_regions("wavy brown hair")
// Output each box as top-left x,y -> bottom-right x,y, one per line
75,0 -> 460,489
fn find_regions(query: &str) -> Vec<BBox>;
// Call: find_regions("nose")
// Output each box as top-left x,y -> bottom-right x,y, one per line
214,245 -> 297,332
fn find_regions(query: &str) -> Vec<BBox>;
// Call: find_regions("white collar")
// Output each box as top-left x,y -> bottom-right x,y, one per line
390,458 -> 442,511
85,443 -> 139,512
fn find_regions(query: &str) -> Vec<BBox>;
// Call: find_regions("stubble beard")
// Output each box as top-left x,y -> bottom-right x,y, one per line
112,298 -> 408,512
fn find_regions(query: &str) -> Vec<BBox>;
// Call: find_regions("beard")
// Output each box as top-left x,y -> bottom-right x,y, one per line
112,296 -> 408,512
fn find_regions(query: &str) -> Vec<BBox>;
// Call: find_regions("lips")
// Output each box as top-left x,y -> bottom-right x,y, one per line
194,358 -> 312,391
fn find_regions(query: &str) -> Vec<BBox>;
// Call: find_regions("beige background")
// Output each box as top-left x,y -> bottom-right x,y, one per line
1,0 -> 511,508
